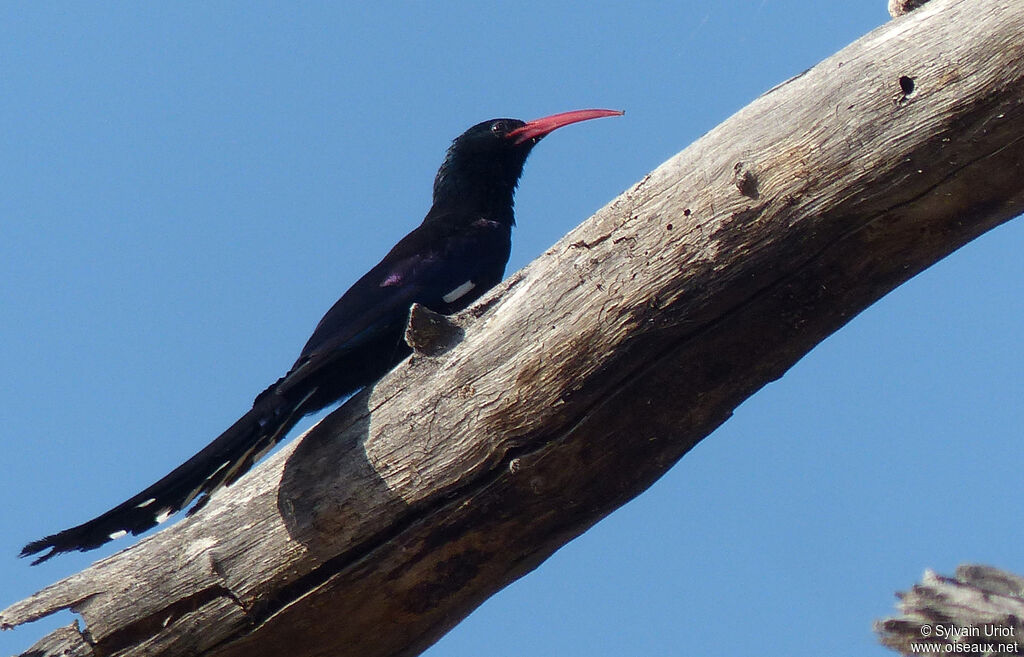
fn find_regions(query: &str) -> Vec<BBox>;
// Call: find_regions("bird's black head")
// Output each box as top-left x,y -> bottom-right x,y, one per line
431,109 -> 623,225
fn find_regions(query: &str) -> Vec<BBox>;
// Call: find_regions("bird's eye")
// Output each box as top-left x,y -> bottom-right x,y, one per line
490,120 -> 510,135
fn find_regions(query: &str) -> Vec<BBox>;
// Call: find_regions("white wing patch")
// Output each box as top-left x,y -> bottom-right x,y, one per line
442,280 -> 475,304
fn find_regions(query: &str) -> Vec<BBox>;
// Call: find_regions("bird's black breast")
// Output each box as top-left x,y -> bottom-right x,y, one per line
425,216 -> 511,314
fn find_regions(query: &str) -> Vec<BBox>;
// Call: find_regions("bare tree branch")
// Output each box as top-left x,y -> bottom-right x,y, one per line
889,0 -> 932,18
877,565 -> 1024,655
4,0 -> 1024,655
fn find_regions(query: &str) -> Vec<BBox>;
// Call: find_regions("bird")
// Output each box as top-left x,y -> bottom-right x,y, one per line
21,108 -> 623,564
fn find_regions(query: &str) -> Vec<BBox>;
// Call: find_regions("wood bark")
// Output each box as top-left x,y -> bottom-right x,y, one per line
889,0 -> 932,18
4,0 -> 1024,655
876,565 -> 1024,655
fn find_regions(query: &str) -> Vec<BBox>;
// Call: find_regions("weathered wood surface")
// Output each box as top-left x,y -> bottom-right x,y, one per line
4,0 -> 1024,655
876,565 -> 1024,655
889,0 -> 932,17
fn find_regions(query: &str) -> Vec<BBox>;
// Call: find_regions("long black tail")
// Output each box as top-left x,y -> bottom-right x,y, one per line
21,388 -> 313,565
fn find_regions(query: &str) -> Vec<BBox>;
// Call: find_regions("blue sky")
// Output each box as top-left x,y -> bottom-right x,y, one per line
2,3 -> 1022,656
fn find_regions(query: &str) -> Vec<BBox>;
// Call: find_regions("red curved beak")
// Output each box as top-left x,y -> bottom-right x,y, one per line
507,108 -> 624,145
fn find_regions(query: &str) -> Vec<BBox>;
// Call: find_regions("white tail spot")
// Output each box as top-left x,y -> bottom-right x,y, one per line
155,508 -> 173,524
109,530 -> 128,540
250,440 -> 275,465
221,446 -> 258,485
